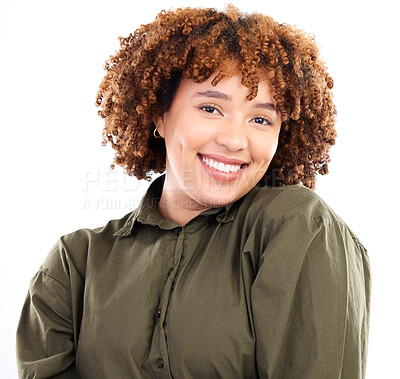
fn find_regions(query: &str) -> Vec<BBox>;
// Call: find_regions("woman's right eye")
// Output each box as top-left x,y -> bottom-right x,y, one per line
199,105 -> 221,115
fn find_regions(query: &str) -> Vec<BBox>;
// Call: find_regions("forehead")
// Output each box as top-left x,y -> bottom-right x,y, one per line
176,73 -> 276,105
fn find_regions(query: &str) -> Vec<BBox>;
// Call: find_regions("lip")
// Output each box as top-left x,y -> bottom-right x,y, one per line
197,153 -> 248,182
198,153 -> 248,166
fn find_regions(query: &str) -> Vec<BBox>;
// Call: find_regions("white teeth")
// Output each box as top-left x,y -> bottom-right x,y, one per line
201,156 -> 244,173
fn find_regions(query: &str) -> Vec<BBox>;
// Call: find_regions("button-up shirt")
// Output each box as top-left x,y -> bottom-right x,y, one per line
16,176 -> 370,378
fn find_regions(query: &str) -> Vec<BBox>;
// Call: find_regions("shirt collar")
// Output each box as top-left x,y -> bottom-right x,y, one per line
114,174 -> 240,238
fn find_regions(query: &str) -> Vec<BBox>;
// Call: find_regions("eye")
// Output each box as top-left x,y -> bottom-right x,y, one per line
199,105 -> 222,115
251,116 -> 273,126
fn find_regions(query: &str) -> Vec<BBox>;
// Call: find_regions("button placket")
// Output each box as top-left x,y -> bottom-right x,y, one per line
173,227 -> 185,266
146,226 -> 185,378
167,267 -> 174,277
157,229 -> 185,327
157,358 -> 164,368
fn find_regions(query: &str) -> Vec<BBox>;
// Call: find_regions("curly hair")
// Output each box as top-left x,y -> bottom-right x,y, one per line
96,5 -> 336,189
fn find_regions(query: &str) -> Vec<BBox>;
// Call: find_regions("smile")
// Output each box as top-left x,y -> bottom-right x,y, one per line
198,154 -> 248,174
201,156 -> 242,173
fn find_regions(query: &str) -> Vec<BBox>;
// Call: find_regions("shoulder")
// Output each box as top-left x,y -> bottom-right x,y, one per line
238,184 -> 365,253
240,184 -> 338,227
239,186 -> 368,293
60,211 -> 133,250
40,211 -> 134,284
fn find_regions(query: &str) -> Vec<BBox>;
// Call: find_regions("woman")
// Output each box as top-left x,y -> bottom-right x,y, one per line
16,5 -> 370,378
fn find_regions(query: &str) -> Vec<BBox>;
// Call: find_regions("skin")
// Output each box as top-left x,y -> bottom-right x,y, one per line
155,72 -> 282,225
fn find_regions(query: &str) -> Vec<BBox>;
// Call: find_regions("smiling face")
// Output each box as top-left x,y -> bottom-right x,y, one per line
156,72 -> 282,224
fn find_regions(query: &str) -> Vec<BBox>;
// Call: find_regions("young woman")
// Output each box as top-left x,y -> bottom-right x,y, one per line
16,5 -> 370,378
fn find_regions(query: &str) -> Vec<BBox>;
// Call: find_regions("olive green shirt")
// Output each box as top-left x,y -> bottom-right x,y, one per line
16,176 -> 370,378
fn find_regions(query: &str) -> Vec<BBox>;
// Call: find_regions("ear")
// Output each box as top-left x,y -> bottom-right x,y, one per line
153,114 -> 166,138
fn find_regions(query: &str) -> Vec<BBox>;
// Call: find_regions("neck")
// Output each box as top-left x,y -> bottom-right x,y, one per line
157,189 -> 209,226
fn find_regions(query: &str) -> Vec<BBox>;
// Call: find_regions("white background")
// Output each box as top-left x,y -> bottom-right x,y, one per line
1,0 -> 399,377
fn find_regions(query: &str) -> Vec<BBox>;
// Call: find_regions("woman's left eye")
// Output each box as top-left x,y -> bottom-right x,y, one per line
252,117 -> 273,126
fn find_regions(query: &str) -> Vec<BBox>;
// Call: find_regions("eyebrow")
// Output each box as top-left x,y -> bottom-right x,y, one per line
193,90 -> 232,101
193,90 -> 277,112
252,102 -> 277,112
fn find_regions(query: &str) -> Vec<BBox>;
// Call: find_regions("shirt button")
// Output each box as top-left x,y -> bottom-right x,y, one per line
157,358 -> 164,368
157,309 -> 161,318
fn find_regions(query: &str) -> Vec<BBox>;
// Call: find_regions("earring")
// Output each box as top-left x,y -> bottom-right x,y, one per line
153,128 -> 161,139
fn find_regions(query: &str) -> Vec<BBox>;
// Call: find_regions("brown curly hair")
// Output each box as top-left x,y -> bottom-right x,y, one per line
96,5 -> 336,189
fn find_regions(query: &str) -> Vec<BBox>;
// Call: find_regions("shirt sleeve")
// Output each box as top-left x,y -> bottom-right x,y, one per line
252,215 -> 370,379
16,238 -> 84,378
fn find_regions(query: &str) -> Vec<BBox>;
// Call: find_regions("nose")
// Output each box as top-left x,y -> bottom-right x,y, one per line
215,118 -> 248,151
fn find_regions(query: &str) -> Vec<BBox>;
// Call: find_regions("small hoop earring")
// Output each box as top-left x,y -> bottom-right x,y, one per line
153,128 -> 161,139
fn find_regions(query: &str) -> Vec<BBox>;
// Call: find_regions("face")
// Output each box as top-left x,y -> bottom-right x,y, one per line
156,72 -> 281,215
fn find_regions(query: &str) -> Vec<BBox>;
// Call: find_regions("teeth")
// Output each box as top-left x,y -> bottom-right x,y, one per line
201,156 -> 244,173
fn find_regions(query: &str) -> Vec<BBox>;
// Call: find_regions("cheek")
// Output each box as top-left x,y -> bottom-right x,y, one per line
164,120 -> 203,162
253,135 -> 280,164
175,115 -> 212,149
